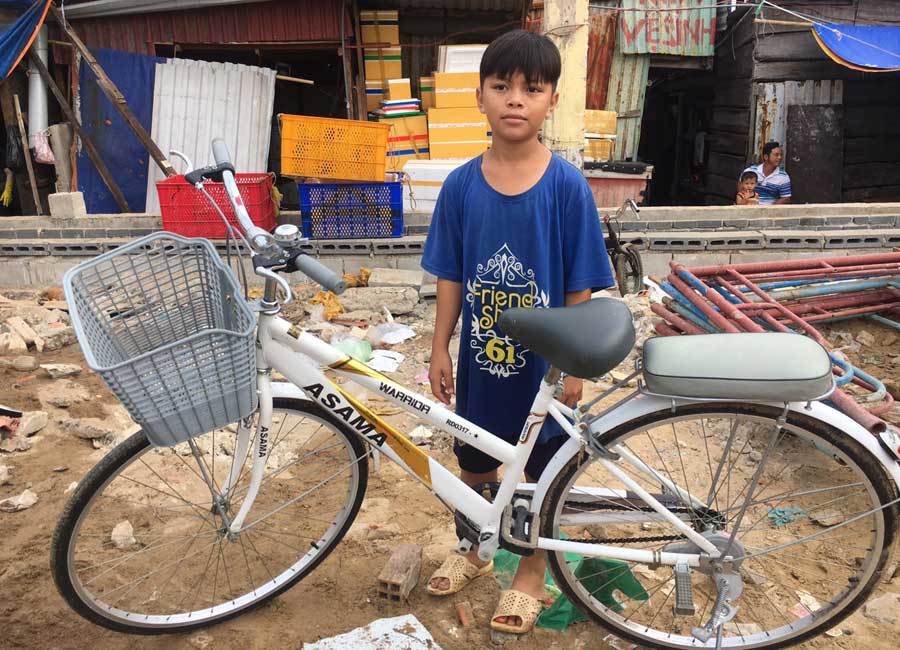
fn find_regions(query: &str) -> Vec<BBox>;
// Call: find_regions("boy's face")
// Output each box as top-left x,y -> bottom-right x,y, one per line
476,72 -> 559,144
741,177 -> 757,193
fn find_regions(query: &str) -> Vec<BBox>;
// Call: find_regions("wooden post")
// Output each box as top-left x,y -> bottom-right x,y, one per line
48,3 -> 175,178
30,51 -> 130,212
13,95 -> 42,215
542,0 -> 589,169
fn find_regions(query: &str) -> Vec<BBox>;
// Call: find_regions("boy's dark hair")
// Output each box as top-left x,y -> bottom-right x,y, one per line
762,141 -> 781,157
480,29 -> 562,90
740,171 -> 757,182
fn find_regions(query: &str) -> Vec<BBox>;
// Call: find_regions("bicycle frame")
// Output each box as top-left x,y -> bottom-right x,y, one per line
223,309 -> 724,568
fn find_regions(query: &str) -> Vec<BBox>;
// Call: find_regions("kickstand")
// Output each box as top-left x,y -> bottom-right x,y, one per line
715,625 -> 723,650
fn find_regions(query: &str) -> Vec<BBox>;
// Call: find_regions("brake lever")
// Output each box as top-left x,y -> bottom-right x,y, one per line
254,266 -> 293,304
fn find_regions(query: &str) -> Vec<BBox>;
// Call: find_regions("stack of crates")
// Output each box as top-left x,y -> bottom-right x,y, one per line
281,114 -> 402,239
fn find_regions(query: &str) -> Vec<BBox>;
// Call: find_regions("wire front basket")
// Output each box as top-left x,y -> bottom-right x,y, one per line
63,233 -> 258,447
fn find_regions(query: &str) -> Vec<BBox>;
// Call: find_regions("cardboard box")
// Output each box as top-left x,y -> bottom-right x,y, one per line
585,110 -> 617,137
437,44 -> 488,73
360,10 -> 399,46
384,78 -> 412,101
585,138 -> 614,161
433,72 -> 480,108
427,107 -> 490,157
365,47 -> 402,80
419,76 -> 434,111
429,141 -> 489,159
366,80 -> 385,112
371,114 -> 429,172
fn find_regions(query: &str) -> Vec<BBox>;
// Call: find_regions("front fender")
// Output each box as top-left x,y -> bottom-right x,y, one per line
530,393 -> 900,515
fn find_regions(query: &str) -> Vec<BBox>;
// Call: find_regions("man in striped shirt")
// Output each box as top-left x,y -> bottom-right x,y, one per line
740,141 -> 792,205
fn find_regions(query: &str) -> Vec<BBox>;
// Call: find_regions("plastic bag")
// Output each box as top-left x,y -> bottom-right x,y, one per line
308,290 -> 344,321
367,322 -> 416,347
492,543 -> 649,631
5,126 -> 23,171
331,335 -> 372,362
31,132 -> 55,165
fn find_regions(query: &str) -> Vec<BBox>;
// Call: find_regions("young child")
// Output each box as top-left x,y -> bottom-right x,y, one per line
736,170 -> 760,205
420,30 -> 615,634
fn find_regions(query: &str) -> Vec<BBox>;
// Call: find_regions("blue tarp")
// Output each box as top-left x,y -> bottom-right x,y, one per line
0,0 -> 51,79
77,48 -> 163,214
813,23 -> 900,72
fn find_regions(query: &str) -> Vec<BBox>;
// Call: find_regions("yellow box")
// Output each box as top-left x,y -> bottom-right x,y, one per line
419,76 -> 434,111
430,141 -> 489,159
434,72 -> 480,108
585,138 -> 613,161
428,107 -> 489,144
373,114 -> 429,171
360,10 -> 399,45
365,80 -> 385,112
384,78 -> 412,101
364,47 -> 402,80
585,110 -> 617,136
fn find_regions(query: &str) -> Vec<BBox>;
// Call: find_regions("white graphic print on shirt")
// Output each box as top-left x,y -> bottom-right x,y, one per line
465,243 -> 550,377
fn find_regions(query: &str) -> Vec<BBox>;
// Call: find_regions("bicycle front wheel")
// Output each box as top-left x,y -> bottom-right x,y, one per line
542,402 -> 897,649
51,397 -> 368,634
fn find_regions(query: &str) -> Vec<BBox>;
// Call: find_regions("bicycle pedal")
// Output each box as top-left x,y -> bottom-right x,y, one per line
500,500 -> 538,554
673,560 -> 696,616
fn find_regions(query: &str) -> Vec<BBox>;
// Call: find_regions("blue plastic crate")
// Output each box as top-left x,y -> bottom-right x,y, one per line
298,181 -> 403,239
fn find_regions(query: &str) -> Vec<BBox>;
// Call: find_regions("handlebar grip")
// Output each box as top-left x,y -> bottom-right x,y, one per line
212,138 -> 231,166
295,255 -> 347,295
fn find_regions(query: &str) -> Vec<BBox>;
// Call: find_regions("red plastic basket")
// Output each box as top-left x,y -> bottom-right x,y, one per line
157,173 -> 277,239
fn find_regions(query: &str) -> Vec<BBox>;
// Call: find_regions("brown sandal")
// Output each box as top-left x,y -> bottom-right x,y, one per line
490,589 -> 544,634
426,554 -> 494,596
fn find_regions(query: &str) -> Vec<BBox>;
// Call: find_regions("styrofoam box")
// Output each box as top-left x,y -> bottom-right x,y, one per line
401,159 -> 468,212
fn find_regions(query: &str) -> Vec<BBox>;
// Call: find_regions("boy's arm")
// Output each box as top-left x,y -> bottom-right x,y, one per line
560,289 -> 591,408
429,278 -> 463,405
736,191 -> 747,205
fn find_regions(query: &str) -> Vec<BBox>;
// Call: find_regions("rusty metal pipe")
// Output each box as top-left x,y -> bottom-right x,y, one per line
687,252 -> 900,277
650,303 -> 706,335
666,273 -> 741,333
830,389 -> 887,434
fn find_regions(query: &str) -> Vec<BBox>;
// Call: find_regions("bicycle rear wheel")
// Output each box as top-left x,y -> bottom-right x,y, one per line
542,402 -> 897,649
613,244 -> 643,295
52,397 -> 368,634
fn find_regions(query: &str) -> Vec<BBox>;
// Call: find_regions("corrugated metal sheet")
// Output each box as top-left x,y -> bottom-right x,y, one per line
587,7 -> 617,109
71,0 -> 348,55
752,80 -> 843,162
619,0 -> 716,57
144,58 -> 276,212
604,47 -> 649,160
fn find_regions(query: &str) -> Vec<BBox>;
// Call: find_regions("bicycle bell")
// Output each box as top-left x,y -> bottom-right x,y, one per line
273,223 -> 302,247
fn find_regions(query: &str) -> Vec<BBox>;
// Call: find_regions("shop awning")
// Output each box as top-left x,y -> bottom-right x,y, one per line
812,23 -> 900,73
0,0 -> 52,79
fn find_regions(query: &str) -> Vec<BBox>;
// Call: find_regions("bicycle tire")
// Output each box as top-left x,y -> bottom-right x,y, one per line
613,244 -> 643,295
51,397 -> 369,634
541,402 -> 897,649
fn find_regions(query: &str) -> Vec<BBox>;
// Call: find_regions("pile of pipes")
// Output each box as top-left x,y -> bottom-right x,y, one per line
649,252 -> 900,433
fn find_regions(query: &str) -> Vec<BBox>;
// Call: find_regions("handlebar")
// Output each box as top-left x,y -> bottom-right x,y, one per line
193,139 -> 347,295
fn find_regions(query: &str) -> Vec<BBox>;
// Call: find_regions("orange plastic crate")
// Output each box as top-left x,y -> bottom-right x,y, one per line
280,114 -> 391,182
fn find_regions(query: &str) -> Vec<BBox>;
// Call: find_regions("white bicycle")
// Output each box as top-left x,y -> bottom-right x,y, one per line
52,140 -> 900,648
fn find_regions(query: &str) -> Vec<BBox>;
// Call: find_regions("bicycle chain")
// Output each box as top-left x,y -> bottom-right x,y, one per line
573,503 -> 718,546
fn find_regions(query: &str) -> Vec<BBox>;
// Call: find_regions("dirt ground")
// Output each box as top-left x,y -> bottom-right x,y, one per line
1,290 -> 899,650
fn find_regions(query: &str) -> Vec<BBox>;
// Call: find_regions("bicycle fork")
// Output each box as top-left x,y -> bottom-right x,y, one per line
219,370 -> 273,534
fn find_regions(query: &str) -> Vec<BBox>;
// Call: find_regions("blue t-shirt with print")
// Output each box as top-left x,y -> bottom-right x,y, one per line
421,153 -> 615,444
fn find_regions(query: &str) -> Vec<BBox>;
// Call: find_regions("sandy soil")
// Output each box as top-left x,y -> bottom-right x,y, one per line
1,294 -> 898,650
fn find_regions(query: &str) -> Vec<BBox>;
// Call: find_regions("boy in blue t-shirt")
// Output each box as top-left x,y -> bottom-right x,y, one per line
421,30 -> 615,634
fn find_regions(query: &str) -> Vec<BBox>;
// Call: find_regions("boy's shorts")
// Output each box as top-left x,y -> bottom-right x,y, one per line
454,434 -> 568,479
